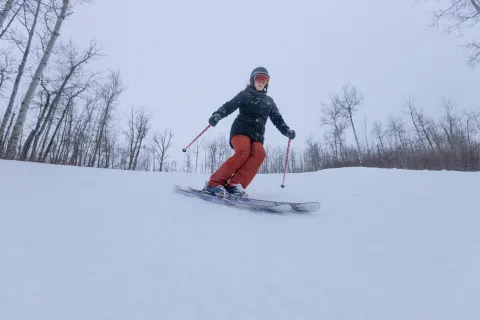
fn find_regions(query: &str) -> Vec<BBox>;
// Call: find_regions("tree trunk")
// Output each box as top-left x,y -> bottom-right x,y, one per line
407,102 -> 425,148
38,116 -> 54,160
89,71 -> 123,167
347,109 -> 362,166
0,0 -> 23,39
5,0 -> 70,159
60,106 -> 74,163
0,0 -> 41,154
418,116 -> 437,155
89,110 -> 106,167
54,115 -> 68,163
29,96 -> 58,161
195,141 -> 199,173
69,106 -> 93,166
19,91 -> 51,160
470,0 -> 480,13
0,0 -> 15,30
2,112 -> 16,151
42,98 -> 73,162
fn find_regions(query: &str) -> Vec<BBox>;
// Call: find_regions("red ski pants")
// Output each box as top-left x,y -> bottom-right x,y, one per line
208,135 -> 266,189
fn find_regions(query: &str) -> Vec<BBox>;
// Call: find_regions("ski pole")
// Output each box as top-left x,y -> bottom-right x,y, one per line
281,138 -> 292,188
182,125 -> 211,152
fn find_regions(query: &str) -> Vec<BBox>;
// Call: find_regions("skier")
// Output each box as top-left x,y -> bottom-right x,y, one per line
204,66 -> 296,198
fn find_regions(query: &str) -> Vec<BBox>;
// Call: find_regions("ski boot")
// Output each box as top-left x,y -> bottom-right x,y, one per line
225,184 -> 248,198
203,184 -> 227,198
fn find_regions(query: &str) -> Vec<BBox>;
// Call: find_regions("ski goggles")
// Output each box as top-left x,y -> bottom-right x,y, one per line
254,74 -> 269,84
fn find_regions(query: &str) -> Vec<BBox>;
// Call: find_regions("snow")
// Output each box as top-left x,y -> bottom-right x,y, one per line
1,160 -> 479,320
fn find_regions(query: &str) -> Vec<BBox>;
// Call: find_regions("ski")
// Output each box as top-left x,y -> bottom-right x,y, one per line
174,185 -> 291,213
224,192 -> 321,213
174,185 -> 320,213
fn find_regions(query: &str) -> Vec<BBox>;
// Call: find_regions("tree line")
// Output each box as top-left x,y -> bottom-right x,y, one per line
191,84 -> 480,174
301,84 -> 480,172
0,0 -> 175,171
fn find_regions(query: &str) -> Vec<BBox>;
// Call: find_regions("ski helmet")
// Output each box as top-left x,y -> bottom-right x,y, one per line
250,66 -> 270,91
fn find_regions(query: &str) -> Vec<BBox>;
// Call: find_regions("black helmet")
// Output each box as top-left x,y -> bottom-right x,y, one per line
250,66 -> 269,85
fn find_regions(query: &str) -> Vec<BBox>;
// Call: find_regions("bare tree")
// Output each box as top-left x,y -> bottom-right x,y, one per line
372,121 -> 385,165
0,48 -> 15,97
333,84 -> 364,165
25,79 -> 60,161
66,96 -> 95,166
164,160 -> 177,172
420,0 -> 480,66
304,135 -> 322,171
206,137 -> 219,173
0,0 -> 42,154
202,139 -> 208,173
183,149 -> 192,173
387,115 -> 408,168
88,69 -> 124,167
363,114 -> 370,155
125,105 -> 151,170
152,128 -> 174,172
0,0 -> 15,29
260,144 -> 272,173
216,135 -> 231,166
203,135 -> 232,173
0,0 -> 23,39
406,98 -> 438,159
289,146 -> 297,173
320,94 -> 348,162
133,145 -> 151,171
5,0 -> 76,159
406,98 -> 424,148
19,39 -> 101,161
194,137 -> 202,173
40,76 -> 91,162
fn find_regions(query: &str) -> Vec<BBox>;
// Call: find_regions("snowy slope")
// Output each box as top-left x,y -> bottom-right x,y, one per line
1,160 -> 479,320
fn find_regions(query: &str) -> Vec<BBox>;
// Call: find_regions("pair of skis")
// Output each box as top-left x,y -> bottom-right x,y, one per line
174,185 -> 320,214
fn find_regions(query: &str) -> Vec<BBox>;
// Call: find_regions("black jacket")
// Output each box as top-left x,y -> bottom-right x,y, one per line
212,85 -> 291,147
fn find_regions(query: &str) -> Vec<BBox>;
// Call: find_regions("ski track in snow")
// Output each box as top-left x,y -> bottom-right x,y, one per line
1,160 -> 479,320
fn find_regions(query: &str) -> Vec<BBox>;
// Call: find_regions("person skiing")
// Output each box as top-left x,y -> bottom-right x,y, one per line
203,66 -> 296,198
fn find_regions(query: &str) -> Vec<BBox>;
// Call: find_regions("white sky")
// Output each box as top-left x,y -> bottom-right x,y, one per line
62,0 -> 479,163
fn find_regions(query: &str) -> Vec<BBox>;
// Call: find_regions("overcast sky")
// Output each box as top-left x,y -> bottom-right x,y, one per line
62,0 -> 478,163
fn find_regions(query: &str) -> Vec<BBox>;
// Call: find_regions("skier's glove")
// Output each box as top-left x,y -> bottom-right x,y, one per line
285,129 -> 296,140
209,113 -> 221,127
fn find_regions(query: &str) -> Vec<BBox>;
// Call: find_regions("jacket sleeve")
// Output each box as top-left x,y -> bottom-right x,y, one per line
212,90 -> 246,119
269,101 -> 290,136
